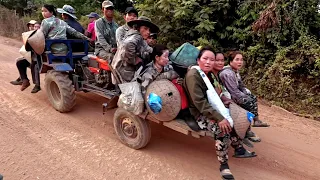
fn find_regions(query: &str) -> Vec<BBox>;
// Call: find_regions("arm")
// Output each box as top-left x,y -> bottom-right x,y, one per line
115,27 -> 124,46
40,20 -> 50,38
122,38 -> 138,65
95,20 -> 112,52
219,70 -> 248,103
185,72 -> 224,122
66,25 -> 90,40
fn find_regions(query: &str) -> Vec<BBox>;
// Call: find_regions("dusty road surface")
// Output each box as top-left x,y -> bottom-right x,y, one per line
0,36 -> 320,180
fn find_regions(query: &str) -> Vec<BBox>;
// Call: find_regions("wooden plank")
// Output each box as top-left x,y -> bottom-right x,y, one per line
145,114 -> 162,124
191,131 -> 201,138
163,120 -> 190,135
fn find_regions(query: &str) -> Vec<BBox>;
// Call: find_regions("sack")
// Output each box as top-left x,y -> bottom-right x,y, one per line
118,81 -> 144,115
169,43 -> 199,68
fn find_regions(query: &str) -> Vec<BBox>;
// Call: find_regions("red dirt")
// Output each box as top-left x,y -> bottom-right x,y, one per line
0,36 -> 319,180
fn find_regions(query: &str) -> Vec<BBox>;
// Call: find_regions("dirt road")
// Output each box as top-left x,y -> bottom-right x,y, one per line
0,36 -> 319,180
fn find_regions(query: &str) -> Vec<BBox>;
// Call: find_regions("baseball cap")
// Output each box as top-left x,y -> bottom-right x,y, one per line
125,7 -> 138,16
86,12 -> 100,18
102,1 -> 114,9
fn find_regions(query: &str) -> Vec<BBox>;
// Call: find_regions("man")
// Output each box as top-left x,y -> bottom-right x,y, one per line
85,12 -> 99,43
115,7 -> 138,47
146,33 -> 157,46
57,5 -> 84,34
95,0 -> 118,61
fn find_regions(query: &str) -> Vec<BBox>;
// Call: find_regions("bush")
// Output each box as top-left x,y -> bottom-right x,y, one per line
0,6 -> 27,39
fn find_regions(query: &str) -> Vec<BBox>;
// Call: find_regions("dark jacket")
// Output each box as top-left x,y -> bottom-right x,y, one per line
183,68 -> 225,122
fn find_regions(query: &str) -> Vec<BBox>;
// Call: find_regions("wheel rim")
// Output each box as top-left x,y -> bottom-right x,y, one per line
49,81 -> 61,103
121,117 -> 138,139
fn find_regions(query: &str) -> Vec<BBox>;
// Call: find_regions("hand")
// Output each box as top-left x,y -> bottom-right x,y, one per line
176,78 -> 184,85
111,48 -> 117,54
220,95 -> 233,108
218,119 -> 232,135
135,57 -> 142,64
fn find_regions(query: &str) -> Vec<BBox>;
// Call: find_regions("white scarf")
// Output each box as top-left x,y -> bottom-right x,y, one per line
191,66 -> 234,127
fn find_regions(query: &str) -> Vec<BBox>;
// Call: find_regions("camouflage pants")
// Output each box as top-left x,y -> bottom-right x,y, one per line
197,116 -> 243,164
239,94 -> 258,117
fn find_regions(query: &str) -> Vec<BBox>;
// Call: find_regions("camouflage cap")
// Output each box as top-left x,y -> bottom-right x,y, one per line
102,1 -> 114,9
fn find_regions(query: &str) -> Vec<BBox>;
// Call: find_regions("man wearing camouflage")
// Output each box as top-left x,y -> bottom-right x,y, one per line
111,16 -> 159,83
116,7 -> 138,47
95,0 -> 118,61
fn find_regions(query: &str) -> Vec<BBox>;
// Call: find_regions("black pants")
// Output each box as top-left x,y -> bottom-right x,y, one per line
16,59 -> 40,86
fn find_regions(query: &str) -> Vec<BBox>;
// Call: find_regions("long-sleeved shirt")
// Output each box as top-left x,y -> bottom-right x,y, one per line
183,68 -> 225,122
140,62 -> 179,94
95,17 -> 118,54
219,66 -> 249,104
116,24 -> 129,47
40,16 -> 89,53
65,18 -> 85,34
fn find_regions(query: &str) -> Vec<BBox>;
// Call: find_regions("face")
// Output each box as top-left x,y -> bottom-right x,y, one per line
89,17 -> 96,23
34,24 -> 40,30
197,50 -> 215,74
230,54 -> 244,71
61,13 -> 67,20
212,53 -> 225,71
28,24 -> 34,31
139,26 -> 150,40
146,36 -> 156,46
124,12 -> 137,22
41,7 -> 53,19
155,50 -> 170,67
103,7 -> 114,19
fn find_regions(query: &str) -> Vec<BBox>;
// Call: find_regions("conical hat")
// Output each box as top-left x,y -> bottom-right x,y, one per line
145,79 -> 181,122
229,103 -> 251,139
19,45 -> 32,63
22,30 -> 45,55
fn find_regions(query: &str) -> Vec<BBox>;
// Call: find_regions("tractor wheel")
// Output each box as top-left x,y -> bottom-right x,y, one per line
113,108 -> 151,149
45,70 -> 76,113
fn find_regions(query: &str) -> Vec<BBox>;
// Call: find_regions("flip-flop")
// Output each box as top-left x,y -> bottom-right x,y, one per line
252,120 -> 270,127
220,169 -> 235,180
233,150 -> 257,158
248,136 -> 261,142
243,138 -> 254,148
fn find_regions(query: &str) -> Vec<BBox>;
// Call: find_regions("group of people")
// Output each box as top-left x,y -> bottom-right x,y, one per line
9,1 -> 270,179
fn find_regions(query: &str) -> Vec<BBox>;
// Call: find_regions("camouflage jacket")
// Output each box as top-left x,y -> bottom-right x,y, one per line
115,24 -> 129,47
41,16 -> 89,53
111,29 -> 152,82
140,62 -> 179,94
95,17 -> 118,54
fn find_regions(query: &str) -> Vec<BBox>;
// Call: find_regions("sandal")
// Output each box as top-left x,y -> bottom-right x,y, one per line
243,138 -> 254,148
220,169 -> 235,180
233,149 -> 257,158
252,120 -> 270,127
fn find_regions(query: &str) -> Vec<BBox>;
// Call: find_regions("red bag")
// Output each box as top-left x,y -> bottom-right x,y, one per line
172,79 -> 188,110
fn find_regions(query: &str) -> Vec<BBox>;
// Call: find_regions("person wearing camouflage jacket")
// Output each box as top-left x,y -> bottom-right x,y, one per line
111,16 -> 159,83
95,1 -> 118,61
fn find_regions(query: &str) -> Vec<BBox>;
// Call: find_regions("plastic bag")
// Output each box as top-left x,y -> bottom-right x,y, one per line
118,81 -> 144,115
147,93 -> 162,114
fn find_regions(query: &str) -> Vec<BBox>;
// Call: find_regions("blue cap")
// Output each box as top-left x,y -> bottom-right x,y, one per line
86,12 -> 100,19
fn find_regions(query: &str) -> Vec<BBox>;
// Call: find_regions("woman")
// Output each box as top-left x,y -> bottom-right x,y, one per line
214,53 -> 261,145
219,51 -> 269,127
40,4 -> 90,54
140,44 -> 178,94
111,16 -> 158,83
183,47 -> 256,180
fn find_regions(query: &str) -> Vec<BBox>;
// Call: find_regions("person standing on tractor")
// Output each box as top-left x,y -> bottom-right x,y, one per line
85,12 -> 99,46
95,0 -> 118,61
116,7 -> 138,47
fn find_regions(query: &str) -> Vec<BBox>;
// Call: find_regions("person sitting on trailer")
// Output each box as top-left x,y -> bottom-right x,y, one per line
139,44 -> 179,94
183,46 -> 256,180
111,16 -> 159,83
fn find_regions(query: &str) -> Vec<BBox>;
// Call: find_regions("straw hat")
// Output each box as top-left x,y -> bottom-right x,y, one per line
145,79 -> 181,122
22,30 -> 45,55
229,103 -> 251,139
128,16 -> 159,33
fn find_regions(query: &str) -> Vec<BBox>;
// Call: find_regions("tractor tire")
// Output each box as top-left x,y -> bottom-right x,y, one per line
113,108 -> 151,149
45,70 -> 76,113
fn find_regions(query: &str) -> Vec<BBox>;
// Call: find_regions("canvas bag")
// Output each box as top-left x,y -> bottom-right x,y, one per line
191,66 -> 234,127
